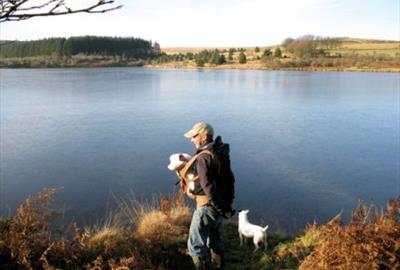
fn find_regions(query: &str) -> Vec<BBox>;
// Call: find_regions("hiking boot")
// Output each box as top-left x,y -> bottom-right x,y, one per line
192,256 -> 211,270
211,250 -> 224,270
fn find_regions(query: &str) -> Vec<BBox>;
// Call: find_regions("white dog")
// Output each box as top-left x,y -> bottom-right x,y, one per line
167,153 -> 196,195
238,210 -> 269,252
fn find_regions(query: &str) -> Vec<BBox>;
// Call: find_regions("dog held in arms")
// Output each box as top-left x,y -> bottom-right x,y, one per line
167,153 -> 195,194
238,210 -> 269,252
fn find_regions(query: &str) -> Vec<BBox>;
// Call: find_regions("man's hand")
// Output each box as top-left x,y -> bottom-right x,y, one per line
185,188 -> 196,199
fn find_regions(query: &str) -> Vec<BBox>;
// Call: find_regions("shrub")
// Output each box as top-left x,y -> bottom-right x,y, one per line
263,49 -> 272,57
300,198 -> 400,270
0,189 -> 193,270
195,57 -> 205,67
274,47 -> 282,58
239,52 -> 246,64
0,188 -> 58,269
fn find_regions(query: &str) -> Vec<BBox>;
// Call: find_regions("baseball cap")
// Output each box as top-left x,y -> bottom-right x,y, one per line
184,122 -> 214,138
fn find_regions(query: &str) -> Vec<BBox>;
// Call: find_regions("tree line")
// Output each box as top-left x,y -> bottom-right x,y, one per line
154,48 -> 250,67
282,35 -> 342,58
0,36 -> 161,59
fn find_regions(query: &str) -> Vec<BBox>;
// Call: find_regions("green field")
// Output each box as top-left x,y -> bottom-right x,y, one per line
328,38 -> 400,57
163,38 -> 400,57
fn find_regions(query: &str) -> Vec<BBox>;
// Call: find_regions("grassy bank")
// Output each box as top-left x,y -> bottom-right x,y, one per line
1,188 -> 399,269
0,54 -> 146,68
146,58 -> 400,73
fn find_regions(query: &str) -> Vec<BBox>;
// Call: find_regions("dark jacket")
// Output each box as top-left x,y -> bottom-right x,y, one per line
194,136 -> 235,213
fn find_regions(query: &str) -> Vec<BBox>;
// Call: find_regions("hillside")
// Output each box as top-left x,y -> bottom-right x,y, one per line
151,37 -> 399,72
327,37 -> 399,57
162,38 -> 400,57
1,37 -> 399,71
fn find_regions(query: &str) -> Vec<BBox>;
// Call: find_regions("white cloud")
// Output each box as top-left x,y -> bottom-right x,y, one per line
1,0 -> 398,46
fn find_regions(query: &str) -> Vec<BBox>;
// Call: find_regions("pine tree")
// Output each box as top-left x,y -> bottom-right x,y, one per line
239,52 -> 246,64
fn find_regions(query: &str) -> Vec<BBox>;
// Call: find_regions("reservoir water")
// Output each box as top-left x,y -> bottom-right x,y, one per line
0,68 -> 399,231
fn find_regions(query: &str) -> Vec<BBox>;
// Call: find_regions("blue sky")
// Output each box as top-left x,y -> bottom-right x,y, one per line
1,0 -> 399,47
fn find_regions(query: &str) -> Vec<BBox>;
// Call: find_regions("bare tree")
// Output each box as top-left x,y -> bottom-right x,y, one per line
0,0 -> 122,23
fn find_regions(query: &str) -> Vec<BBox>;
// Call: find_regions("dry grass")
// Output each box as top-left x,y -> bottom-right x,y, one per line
1,188 -> 398,270
168,205 -> 192,227
149,57 -> 400,72
162,38 -> 399,57
136,205 -> 191,240
335,38 -> 400,57
86,227 -> 126,256
0,188 -> 193,270
300,198 -> 400,270
247,198 -> 400,270
0,188 -> 58,269
137,210 -> 170,238
135,194 -> 191,245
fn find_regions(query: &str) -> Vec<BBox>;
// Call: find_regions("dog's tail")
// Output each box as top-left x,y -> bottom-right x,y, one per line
263,225 -> 269,232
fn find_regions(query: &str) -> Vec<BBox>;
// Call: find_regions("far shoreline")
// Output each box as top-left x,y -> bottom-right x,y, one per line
145,63 -> 400,73
0,62 -> 399,73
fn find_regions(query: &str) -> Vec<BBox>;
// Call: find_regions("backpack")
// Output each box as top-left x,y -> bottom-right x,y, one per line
211,142 -> 235,218
178,139 -> 235,218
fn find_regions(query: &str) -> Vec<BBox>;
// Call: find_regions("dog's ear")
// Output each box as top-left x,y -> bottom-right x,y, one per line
179,154 -> 189,162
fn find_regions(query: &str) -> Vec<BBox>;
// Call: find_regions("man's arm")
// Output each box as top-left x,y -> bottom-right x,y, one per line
196,153 -> 215,202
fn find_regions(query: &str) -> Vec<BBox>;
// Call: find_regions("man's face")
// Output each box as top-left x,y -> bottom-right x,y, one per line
191,132 -> 207,149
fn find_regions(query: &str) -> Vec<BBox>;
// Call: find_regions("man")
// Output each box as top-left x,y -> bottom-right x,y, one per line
183,122 -> 235,270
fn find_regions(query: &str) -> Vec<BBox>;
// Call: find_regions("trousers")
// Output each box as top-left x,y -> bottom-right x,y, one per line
188,204 -> 224,259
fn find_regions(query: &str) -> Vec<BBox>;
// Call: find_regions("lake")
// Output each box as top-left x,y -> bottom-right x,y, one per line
0,68 -> 399,231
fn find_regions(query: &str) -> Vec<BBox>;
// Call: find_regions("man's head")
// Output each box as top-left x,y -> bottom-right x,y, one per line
184,122 -> 214,149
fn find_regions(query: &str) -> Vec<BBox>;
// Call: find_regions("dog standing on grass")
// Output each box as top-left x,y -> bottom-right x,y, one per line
238,210 -> 269,252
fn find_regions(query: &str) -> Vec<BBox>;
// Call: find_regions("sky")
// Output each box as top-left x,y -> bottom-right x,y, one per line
1,0 -> 399,47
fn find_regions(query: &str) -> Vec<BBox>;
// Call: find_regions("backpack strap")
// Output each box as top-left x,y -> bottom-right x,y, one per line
177,150 -> 214,208
179,149 -> 213,181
